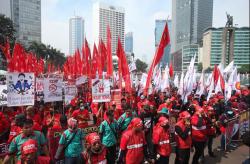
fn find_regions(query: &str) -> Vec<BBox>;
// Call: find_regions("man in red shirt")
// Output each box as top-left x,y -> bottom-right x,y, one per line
117,117 -> 151,164
191,106 -> 207,164
25,106 -> 42,131
153,116 -> 171,164
175,111 -> 192,164
72,102 -> 90,128
8,114 -> 26,143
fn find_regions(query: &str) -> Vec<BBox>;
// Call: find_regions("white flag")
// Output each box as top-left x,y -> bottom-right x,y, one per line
174,74 -> 179,88
223,61 -> 234,74
215,76 -> 222,94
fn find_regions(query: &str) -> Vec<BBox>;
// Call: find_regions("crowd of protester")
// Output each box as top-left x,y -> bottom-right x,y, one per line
0,86 -> 249,164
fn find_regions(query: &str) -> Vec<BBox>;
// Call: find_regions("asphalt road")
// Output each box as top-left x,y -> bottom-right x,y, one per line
169,136 -> 250,164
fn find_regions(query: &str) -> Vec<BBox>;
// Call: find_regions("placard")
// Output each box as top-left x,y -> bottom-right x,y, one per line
44,74 -> 63,102
64,81 -> 77,105
7,73 -> 35,106
92,79 -> 111,102
0,84 -> 7,106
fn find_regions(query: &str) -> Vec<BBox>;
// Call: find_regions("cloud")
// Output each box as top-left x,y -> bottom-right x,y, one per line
153,11 -> 170,20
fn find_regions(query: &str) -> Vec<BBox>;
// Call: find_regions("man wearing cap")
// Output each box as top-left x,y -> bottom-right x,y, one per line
25,106 -> 42,131
3,119 -> 48,164
152,116 -> 171,164
82,132 -> 107,163
204,106 -> 217,157
175,111 -> 192,164
55,117 -> 85,164
117,117 -> 151,164
191,106 -> 207,164
99,110 -> 119,164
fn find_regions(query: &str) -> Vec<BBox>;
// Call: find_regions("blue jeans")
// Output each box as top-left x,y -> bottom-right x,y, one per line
220,134 -> 226,150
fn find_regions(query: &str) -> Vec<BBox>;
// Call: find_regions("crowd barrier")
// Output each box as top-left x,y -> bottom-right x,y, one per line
225,109 -> 249,150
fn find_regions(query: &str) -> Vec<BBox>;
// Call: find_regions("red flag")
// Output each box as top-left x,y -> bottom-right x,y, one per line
0,39 -> 11,61
92,43 -> 98,78
117,37 -> 131,93
213,65 -> 225,91
106,25 -> 113,77
84,39 -> 91,77
169,62 -> 174,78
144,22 -> 170,94
100,39 -> 107,71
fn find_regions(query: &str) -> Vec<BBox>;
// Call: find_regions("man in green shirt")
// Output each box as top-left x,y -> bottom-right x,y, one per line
56,117 -> 85,164
99,109 -> 118,164
117,105 -> 136,132
3,119 -> 48,164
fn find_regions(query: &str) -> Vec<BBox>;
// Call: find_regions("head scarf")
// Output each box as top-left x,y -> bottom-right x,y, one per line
127,117 -> 143,130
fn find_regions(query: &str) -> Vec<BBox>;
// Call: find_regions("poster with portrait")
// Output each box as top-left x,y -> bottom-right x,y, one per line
92,79 -> 111,102
64,81 -> 77,105
44,74 -> 63,102
7,73 -> 35,106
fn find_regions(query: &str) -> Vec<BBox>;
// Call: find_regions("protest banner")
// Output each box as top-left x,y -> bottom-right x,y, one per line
7,73 -> 35,106
64,81 -> 77,105
0,84 -> 7,106
44,74 -> 63,102
225,118 -> 239,149
111,89 -> 121,106
35,77 -> 44,101
92,79 -> 111,102
76,75 -> 88,86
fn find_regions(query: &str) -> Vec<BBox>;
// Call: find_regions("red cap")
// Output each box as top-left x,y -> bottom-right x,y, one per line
179,111 -> 191,119
21,139 -> 38,155
158,116 -> 169,126
127,117 -> 143,130
85,132 -> 100,145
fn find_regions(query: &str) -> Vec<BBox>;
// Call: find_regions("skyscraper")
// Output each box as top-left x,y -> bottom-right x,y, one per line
172,0 -> 213,52
69,16 -> 84,55
155,19 -> 172,67
0,0 -> 11,18
93,2 -> 125,55
125,32 -> 133,53
11,0 -> 41,47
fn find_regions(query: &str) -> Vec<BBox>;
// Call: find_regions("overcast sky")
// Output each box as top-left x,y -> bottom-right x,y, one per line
41,0 -> 249,63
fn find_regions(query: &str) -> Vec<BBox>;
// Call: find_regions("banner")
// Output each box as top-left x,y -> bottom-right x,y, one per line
64,81 -> 77,105
239,110 -> 249,136
76,76 -> 88,86
225,118 -> 239,149
7,73 -> 35,106
36,77 -> 44,101
92,79 -> 111,102
44,74 -> 63,102
0,84 -> 7,106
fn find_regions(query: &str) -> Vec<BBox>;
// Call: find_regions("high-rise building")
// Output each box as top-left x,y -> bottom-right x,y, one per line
9,0 -> 41,47
69,16 -> 84,55
172,0 -> 213,52
93,2 -> 125,55
125,32 -> 133,53
0,0 -> 11,18
182,44 -> 199,71
155,19 -> 172,67
202,27 -> 250,69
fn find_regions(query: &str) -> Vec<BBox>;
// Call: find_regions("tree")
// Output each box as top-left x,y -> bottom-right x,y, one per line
0,14 -> 15,45
135,59 -> 148,73
197,62 -> 203,72
204,67 -> 213,73
27,41 -> 66,67
238,64 -> 250,73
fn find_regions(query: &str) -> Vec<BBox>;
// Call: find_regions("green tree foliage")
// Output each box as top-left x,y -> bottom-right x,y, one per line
0,14 -> 15,45
27,41 -> 66,67
135,59 -> 148,73
238,64 -> 250,73
197,62 -> 203,72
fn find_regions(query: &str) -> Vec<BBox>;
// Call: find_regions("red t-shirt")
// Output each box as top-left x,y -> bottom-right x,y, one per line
72,109 -> 90,128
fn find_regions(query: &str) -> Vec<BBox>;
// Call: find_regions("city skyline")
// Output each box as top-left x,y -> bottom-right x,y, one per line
40,0 -> 248,61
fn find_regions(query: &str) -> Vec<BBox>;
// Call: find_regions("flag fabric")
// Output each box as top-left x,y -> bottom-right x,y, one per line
144,22 -> 170,94
173,74 -> 179,88
106,25 -> 113,77
92,43 -> 99,78
84,39 -> 91,77
215,76 -> 222,94
196,72 -> 205,96
169,62 -> 174,78
223,61 -> 234,74
0,39 -> 11,61
116,37 -> 131,93
178,72 -> 184,96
